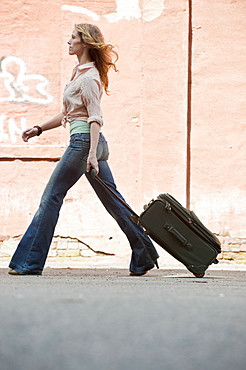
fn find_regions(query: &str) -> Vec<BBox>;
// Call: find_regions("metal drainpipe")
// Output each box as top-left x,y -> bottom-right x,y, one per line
186,0 -> 193,209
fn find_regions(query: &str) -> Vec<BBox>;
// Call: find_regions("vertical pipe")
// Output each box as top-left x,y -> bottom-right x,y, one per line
186,0 -> 193,209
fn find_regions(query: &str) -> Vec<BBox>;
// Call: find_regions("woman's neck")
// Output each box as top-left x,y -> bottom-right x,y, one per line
77,53 -> 92,65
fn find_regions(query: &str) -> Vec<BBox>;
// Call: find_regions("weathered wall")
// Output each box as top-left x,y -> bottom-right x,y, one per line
0,0 -> 245,264
191,0 -> 246,238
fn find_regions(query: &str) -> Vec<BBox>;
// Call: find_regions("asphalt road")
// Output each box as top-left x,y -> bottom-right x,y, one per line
0,268 -> 246,370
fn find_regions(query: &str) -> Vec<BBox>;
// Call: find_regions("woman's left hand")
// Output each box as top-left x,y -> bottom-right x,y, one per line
86,152 -> 99,174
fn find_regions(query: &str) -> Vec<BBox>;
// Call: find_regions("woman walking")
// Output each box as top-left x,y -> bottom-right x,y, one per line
9,23 -> 159,276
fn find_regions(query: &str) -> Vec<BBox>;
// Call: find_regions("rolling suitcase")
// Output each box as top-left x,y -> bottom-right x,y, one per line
138,194 -> 221,277
91,170 -> 221,277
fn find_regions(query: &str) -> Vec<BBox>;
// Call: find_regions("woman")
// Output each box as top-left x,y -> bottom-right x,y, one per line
8,23 -> 159,276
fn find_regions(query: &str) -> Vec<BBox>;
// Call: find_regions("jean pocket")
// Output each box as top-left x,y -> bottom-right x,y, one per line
70,139 -> 90,160
81,139 -> 90,160
97,139 -> 109,161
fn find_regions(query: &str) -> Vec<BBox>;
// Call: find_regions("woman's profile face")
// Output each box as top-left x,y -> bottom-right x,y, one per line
67,30 -> 85,57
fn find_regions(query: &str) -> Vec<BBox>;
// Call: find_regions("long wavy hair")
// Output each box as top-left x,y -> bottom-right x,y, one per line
75,23 -> 118,95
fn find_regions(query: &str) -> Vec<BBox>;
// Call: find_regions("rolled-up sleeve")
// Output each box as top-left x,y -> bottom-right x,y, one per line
80,77 -> 103,126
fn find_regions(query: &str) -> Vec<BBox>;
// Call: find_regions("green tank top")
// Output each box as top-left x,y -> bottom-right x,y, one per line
70,120 -> 90,135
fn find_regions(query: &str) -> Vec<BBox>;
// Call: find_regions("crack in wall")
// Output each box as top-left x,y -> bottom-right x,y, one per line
0,157 -> 61,162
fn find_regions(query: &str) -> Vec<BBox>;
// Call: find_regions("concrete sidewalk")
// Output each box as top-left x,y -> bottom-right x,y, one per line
1,267 -> 246,370
1,265 -> 246,278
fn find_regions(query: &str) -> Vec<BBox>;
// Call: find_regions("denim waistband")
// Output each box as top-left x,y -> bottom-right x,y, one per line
70,132 -> 103,141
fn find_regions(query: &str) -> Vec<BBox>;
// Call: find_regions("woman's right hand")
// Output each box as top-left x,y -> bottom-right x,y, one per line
22,127 -> 39,142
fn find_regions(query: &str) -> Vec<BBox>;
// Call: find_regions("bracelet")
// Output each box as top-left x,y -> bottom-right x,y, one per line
33,125 -> 43,136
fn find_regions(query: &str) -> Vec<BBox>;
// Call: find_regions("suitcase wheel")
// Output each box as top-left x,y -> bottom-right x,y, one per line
193,273 -> 205,278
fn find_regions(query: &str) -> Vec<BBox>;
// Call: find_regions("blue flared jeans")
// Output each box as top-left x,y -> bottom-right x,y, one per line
9,133 -> 159,274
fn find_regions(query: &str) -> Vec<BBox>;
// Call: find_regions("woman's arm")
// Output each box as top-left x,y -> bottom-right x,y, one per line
22,113 -> 64,142
86,121 -> 100,174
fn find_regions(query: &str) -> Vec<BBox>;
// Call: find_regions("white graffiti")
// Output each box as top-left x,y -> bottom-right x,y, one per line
0,114 -> 26,144
0,56 -> 53,105
142,0 -> 166,22
104,0 -> 141,22
62,5 -> 100,21
62,0 -> 165,23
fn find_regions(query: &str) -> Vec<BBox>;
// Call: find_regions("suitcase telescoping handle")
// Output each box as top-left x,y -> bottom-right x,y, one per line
164,223 -> 193,251
91,169 -> 140,222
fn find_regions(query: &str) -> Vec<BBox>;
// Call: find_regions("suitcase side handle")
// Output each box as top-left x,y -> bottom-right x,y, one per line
164,223 -> 193,251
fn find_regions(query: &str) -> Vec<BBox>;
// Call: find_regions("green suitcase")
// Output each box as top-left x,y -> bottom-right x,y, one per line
139,194 -> 221,277
91,170 -> 221,277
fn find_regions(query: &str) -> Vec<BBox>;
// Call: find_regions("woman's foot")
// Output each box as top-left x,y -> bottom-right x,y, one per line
129,270 -> 148,276
154,260 -> 159,269
8,269 -> 25,275
130,258 -> 159,276
8,269 -> 42,275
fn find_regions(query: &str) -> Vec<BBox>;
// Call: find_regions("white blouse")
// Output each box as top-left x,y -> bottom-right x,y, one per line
62,62 -> 103,127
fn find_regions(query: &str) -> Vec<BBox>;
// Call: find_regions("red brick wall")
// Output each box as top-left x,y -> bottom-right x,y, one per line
0,1 -> 245,255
